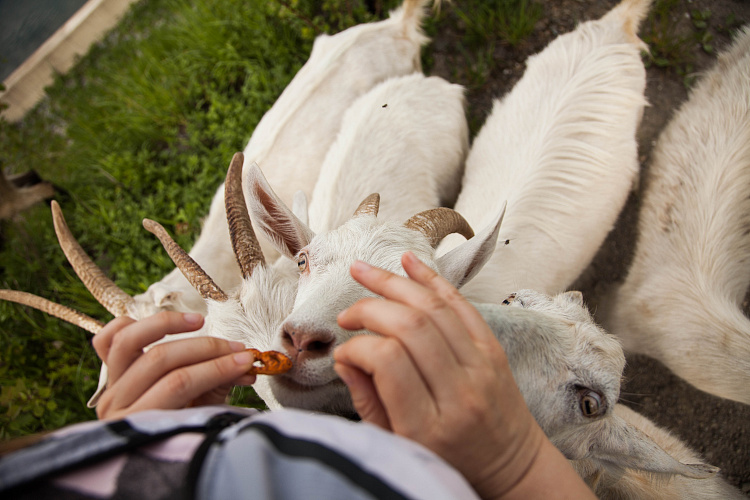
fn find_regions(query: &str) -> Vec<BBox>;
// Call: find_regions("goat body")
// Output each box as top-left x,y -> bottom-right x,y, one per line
602,27 -> 750,404
440,0 -> 650,303
132,0 -> 436,316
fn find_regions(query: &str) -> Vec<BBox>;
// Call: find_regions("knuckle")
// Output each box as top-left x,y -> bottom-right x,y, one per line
399,309 -> 432,332
91,333 -> 106,354
374,337 -> 407,362
155,310 -> 177,328
205,336 -> 230,353
438,284 -> 465,304
145,343 -> 171,366
421,292 -> 449,314
164,368 -> 193,396
108,329 -> 130,354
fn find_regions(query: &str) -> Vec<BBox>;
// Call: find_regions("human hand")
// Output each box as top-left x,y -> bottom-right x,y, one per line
333,251 -> 548,499
92,311 -> 257,420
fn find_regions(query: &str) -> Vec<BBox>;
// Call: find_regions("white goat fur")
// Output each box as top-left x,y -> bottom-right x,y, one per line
602,27 -> 750,405
307,72 -> 468,231
439,0 -> 649,303
484,289 -> 735,497
161,72 -> 469,409
132,0 -> 436,317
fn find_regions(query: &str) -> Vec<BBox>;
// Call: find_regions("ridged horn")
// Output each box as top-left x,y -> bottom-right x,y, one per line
0,289 -> 104,335
143,219 -> 228,302
51,201 -> 134,317
353,193 -> 380,217
225,152 -> 265,279
403,208 -> 475,248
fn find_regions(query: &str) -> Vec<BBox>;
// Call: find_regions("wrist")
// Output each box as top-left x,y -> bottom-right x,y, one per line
470,419 -> 546,500
496,435 -> 596,500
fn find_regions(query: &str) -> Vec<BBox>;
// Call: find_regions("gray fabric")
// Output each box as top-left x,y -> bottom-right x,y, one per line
0,407 -> 479,500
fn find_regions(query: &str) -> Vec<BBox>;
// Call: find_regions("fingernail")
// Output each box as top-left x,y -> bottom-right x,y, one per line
183,313 -> 203,325
228,341 -> 245,352
352,260 -> 372,272
233,351 -> 254,365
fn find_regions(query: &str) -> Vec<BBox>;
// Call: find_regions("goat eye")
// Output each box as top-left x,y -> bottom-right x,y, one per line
297,252 -> 308,272
502,293 -> 517,305
580,390 -> 604,418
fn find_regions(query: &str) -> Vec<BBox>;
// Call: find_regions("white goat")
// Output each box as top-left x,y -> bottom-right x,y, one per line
133,0 -> 439,316
601,26 -> 750,405
439,0 -> 650,304
498,289 -> 741,499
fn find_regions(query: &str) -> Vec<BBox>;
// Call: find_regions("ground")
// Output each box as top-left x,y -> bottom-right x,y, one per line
427,0 -> 750,493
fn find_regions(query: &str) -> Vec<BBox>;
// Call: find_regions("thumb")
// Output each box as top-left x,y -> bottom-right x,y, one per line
334,362 -> 391,430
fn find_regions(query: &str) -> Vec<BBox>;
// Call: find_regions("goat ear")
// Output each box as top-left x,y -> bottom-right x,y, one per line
569,410 -> 718,479
437,203 -> 505,289
292,190 -> 309,226
244,162 -> 315,259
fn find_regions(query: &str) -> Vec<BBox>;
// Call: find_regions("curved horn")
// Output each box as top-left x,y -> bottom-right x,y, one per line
225,152 -> 265,278
0,289 -> 104,335
51,201 -> 134,317
353,193 -> 380,217
142,219 -> 228,302
403,208 -> 475,248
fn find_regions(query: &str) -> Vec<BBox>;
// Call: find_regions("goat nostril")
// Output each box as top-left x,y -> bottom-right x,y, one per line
306,339 -> 333,352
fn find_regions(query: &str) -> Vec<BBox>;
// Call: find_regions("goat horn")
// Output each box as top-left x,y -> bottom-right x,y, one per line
0,289 -> 104,335
353,193 -> 380,217
403,208 -> 475,248
51,201 -> 134,317
225,152 -> 265,278
143,219 -> 228,302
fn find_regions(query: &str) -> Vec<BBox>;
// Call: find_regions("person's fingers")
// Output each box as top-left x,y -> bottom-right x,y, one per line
401,252 -> 498,347
100,348 -> 257,419
105,336 -> 245,411
333,362 -> 391,430
189,374 -> 254,407
105,312 -> 204,383
338,297 -> 466,401
333,335 -> 436,436
92,316 -> 136,364
346,259 -> 481,366
131,349 -> 257,411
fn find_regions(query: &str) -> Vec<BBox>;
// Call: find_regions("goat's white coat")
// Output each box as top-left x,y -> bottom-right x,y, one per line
603,27 -> 750,404
439,0 -> 649,303
133,0 -> 435,316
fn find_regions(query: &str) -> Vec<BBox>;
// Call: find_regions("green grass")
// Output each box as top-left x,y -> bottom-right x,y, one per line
0,0 -> 546,439
641,0 -> 744,87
